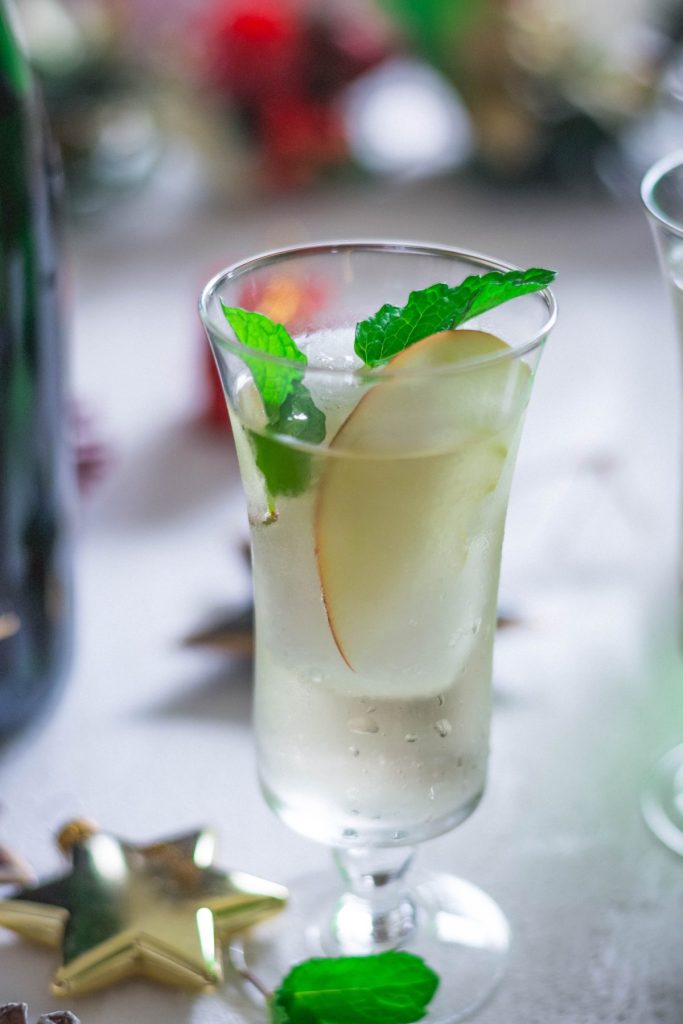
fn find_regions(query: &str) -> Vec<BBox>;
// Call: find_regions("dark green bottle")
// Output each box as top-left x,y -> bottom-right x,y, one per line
0,0 -> 72,733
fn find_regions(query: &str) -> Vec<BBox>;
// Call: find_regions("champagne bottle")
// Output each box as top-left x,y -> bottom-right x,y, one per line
0,0 -> 72,733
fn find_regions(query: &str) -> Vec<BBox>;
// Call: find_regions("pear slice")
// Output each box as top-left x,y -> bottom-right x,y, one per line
314,329 -> 531,676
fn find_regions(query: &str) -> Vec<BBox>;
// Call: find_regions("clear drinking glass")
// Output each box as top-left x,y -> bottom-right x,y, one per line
641,152 -> 683,856
199,241 -> 556,1022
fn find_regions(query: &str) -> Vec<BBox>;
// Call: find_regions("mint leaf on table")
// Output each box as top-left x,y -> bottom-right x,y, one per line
270,951 -> 439,1024
220,305 -> 327,503
355,267 -> 555,367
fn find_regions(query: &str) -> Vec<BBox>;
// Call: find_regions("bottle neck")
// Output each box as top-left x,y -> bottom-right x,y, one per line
0,0 -> 32,98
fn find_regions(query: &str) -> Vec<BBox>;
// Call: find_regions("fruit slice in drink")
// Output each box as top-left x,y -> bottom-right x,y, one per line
315,329 -> 531,682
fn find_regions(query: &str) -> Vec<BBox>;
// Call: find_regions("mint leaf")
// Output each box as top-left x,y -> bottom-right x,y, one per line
220,305 -> 327,503
276,388 -> 328,445
250,386 -> 327,498
442,266 -> 555,322
221,303 -> 307,413
355,267 -> 555,367
270,951 -> 439,1024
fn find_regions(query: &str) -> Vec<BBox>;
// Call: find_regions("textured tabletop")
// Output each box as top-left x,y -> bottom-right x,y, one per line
1,174 -> 682,1023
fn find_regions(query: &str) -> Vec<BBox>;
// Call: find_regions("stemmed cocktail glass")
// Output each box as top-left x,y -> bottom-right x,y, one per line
641,154 -> 683,856
199,242 -> 556,1022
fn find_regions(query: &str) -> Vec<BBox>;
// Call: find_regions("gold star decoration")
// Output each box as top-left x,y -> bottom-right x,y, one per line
0,819 -> 287,997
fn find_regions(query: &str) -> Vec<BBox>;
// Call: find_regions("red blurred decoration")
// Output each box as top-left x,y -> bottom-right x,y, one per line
204,343 -> 232,430
195,0 -> 392,187
205,2 -> 301,102
201,269 -> 329,429
70,402 -> 114,498
236,271 -> 329,334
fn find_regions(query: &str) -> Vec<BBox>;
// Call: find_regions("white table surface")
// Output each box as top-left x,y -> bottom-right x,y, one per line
1,171 -> 683,1022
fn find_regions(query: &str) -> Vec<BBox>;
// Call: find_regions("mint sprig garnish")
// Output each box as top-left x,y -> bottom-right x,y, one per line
221,265 -> 554,505
355,267 -> 555,367
221,304 -> 307,412
220,305 -> 326,504
269,951 -> 439,1024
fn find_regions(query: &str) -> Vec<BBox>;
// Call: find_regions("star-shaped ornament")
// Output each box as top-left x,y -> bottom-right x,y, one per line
0,820 -> 287,996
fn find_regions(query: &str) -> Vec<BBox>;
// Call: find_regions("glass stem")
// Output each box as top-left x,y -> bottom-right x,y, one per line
329,846 -> 417,954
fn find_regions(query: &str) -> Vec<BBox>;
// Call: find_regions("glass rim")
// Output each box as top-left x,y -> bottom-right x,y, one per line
641,149 -> 683,239
198,239 -> 558,378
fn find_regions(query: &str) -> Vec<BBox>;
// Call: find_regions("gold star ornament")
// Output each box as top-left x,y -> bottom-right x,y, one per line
0,820 -> 287,997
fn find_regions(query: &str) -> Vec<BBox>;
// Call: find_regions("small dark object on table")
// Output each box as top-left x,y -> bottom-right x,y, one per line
0,1009 -> 79,1024
184,604 -> 254,656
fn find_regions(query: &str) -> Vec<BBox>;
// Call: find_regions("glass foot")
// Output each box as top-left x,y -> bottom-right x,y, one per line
230,869 -> 509,1024
642,743 -> 683,856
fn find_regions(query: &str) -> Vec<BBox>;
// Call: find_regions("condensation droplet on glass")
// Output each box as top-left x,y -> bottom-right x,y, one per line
428,786 -> 436,801
348,715 -> 379,735
349,746 -> 360,757
436,695 -> 444,706
471,618 -> 481,635
434,718 -> 452,738
310,670 -> 323,684
405,733 -> 417,743
343,828 -> 358,838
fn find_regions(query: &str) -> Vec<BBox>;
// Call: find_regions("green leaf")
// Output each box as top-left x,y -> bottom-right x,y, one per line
269,951 -> 439,1024
221,304 -> 307,413
249,385 -> 327,499
276,387 -> 328,445
355,267 -> 555,367
220,305 -> 327,502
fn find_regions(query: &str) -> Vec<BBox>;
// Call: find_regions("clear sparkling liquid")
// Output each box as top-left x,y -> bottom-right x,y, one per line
232,328 -> 527,846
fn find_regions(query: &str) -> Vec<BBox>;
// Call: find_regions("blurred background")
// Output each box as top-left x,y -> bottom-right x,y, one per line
20,0 -> 683,209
